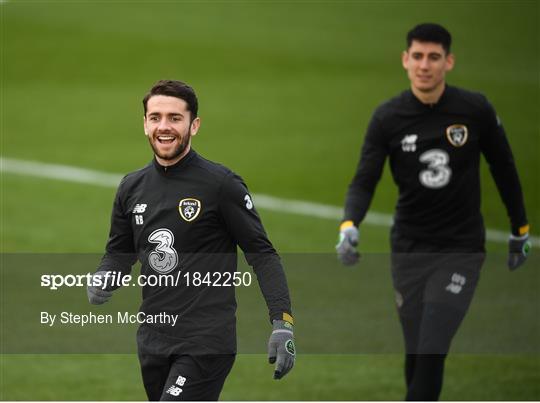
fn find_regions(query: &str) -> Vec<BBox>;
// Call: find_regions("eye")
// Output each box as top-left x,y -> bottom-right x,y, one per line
429,54 -> 442,61
149,116 -> 159,121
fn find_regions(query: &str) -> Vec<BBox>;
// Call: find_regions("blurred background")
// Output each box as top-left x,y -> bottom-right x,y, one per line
1,0 -> 538,400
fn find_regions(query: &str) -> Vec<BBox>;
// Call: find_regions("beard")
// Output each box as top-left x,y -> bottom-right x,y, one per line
148,130 -> 190,162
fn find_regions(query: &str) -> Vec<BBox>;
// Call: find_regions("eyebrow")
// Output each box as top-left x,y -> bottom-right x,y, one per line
147,112 -> 185,117
412,51 -> 443,56
412,52 -> 444,57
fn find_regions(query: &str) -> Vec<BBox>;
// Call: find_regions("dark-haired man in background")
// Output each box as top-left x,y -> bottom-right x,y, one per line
88,80 -> 295,400
337,24 -> 530,400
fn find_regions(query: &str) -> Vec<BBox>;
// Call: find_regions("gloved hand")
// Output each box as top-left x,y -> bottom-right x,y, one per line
336,221 -> 360,266
508,233 -> 531,271
87,271 -> 114,304
268,319 -> 295,380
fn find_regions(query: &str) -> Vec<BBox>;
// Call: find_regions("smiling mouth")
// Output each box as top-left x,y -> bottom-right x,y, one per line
156,135 -> 177,144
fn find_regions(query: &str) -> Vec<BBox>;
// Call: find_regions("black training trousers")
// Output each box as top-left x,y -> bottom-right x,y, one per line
391,229 -> 485,400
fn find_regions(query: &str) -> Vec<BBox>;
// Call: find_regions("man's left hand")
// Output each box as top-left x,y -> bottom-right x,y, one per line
268,319 -> 295,380
508,233 -> 531,271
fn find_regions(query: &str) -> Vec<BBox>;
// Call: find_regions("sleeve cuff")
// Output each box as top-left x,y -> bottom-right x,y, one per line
271,312 -> 294,325
512,224 -> 529,237
340,220 -> 355,231
282,312 -> 294,325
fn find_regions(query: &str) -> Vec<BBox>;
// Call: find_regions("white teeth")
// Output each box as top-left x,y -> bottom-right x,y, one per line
158,136 -> 175,140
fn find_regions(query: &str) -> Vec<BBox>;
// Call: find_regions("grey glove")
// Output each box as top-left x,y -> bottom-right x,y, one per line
87,271 -> 113,305
508,233 -> 531,271
336,222 -> 360,266
268,319 -> 295,380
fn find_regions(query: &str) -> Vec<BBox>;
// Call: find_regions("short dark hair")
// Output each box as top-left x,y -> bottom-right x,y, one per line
407,23 -> 452,54
143,80 -> 198,120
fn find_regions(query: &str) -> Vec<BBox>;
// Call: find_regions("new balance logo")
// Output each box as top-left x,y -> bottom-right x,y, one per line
401,134 -> 418,152
445,273 -> 466,294
135,215 -> 144,225
132,204 -> 147,214
166,386 -> 183,396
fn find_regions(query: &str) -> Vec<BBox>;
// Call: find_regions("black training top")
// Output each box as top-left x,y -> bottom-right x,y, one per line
98,148 -> 292,354
344,85 -> 527,248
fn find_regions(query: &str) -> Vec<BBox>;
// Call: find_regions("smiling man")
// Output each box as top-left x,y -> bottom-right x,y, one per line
336,24 -> 530,400
87,80 -> 295,401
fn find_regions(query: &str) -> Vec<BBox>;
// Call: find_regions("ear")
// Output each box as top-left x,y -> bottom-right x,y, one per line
402,50 -> 409,70
143,116 -> 149,137
189,117 -> 201,136
445,53 -> 455,72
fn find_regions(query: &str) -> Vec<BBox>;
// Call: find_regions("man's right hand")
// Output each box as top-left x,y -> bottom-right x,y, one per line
87,271 -> 113,305
336,221 -> 360,266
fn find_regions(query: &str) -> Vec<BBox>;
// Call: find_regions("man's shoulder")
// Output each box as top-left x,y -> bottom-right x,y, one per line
118,163 -> 153,189
447,85 -> 490,107
124,162 -> 153,177
373,89 -> 413,119
122,162 -> 152,182
191,152 -> 235,182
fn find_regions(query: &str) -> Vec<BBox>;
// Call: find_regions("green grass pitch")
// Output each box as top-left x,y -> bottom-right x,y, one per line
1,1 -> 539,400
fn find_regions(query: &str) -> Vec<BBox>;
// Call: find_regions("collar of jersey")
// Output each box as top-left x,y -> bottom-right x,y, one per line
152,148 -> 197,175
408,84 -> 452,109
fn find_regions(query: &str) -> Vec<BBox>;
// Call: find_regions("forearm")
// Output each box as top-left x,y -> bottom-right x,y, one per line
489,164 -> 528,235
343,186 -> 375,226
479,99 -> 528,235
249,253 -> 293,323
343,115 -> 387,225
96,252 -> 137,290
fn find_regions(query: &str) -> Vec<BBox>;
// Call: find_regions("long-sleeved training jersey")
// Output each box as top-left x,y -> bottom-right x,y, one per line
98,148 -> 292,354
344,85 -> 527,248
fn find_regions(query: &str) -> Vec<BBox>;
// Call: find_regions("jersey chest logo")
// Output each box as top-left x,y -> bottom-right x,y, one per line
401,134 -> 418,152
178,198 -> 201,222
132,203 -> 147,225
446,124 -> 468,147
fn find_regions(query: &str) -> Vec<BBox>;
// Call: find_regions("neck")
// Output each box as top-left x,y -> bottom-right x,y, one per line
155,144 -> 191,167
411,82 -> 446,105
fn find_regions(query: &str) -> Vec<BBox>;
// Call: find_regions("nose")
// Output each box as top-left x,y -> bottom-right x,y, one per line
419,57 -> 430,69
157,118 -> 171,132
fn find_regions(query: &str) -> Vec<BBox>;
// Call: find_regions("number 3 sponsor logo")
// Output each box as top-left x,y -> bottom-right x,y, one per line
148,228 -> 178,274
419,149 -> 452,188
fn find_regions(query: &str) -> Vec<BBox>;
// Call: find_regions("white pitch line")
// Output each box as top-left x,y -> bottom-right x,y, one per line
1,157 -> 123,187
1,156 -> 537,247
